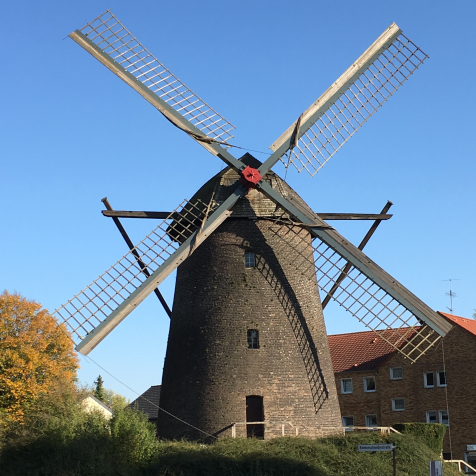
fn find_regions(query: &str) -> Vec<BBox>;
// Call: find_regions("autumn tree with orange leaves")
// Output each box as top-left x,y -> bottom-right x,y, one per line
0,291 -> 78,425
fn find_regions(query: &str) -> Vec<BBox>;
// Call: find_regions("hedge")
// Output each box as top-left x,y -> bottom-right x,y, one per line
393,422 -> 446,453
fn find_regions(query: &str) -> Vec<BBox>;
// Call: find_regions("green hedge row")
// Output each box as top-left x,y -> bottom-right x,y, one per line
393,422 -> 446,453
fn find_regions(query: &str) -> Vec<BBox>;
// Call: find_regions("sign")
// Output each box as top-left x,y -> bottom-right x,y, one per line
358,444 -> 395,452
429,460 -> 442,476
467,445 -> 476,451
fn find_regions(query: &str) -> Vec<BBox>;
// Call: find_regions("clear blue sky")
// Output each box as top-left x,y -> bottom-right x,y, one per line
2,0 -> 475,401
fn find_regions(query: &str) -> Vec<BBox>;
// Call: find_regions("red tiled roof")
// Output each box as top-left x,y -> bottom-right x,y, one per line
328,329 -> 406,373
329,312 -> 473,373
438,312 -> 476,337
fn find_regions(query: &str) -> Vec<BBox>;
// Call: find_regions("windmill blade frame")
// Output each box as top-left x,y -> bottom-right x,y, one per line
63,12 -> 450,363
55,187 -> 246,354
255,179 -> 453,361
69,10 -> 235,152
261,23 -> 428,177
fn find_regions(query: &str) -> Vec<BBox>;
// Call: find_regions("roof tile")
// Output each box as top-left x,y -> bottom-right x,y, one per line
328,328 -> 417,373
129,385 -> 161,420
438,311 -> 476,337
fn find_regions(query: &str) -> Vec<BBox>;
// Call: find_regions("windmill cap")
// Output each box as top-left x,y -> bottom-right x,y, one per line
166,153 -> 316,243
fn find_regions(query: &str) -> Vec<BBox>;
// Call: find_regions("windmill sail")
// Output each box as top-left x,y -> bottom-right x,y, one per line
54,194 -> 241,355
267,23 -> 428,176
69,11 -> 235,147
257,180 -> 452,362
268,220 -> 447,362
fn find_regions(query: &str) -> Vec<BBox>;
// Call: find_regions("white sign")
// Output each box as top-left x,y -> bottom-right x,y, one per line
429,460 -> 442,476
467,445 -> 476,451
358,444 -> 395,452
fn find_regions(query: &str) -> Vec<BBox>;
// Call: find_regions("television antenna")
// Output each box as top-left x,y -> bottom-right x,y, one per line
442,278 -> 459,313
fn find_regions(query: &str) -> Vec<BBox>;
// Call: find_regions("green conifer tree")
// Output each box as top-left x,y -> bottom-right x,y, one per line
94,375 -> 106,403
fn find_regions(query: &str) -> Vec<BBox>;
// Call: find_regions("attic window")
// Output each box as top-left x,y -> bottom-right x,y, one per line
247,329 -> 259,349
245,252 -> 255,268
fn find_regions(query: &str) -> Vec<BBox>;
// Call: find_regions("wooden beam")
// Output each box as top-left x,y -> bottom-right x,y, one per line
101,198 -> 173,319
316,213 -> 392,221
76,191 -> 239,355
102,210 -> 175,219
321,201 -> 393,309
102,210 -> 392,221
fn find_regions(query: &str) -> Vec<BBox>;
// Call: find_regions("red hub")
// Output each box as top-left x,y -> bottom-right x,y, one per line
240,166 -> 262,188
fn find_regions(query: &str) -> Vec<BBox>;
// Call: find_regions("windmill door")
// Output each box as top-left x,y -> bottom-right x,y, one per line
246,396 -> 264,438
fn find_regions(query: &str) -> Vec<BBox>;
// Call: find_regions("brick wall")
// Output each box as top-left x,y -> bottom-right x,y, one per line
334,324 -> 476,460
157,218 -> 342,440
335,370 -> 381,427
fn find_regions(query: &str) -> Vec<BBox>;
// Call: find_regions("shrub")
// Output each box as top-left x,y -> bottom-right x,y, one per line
393,422 -> 446,453
110,406 -> 159,467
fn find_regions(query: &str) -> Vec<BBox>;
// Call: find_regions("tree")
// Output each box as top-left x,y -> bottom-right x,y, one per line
104,388 -> 130,412
94,375 -> 106,403
0,291 -> 78,425
92,376 -> 130,411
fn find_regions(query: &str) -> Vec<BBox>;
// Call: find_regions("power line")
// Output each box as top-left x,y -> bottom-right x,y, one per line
56,322 -> 217,439
82,353 -> 217,439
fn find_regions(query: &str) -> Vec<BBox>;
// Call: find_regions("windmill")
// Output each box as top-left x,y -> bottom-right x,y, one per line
56,11 -> 453,439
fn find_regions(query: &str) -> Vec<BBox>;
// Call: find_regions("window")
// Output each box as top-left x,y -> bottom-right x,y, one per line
437,371 -> 447,387
465,452 -> 476,473
390,367 -> 403,380
426,411 -> 437,423
423,372 -> 434,388
439,410 -> 449,426
245,252 -> 256,268
247,329 -> 259,349
364,377 -> 376,392
442,452 -> 452,461
341,378 -> 353,394
365,414 -> 378,427
392,398 -> 405,411
342,416 -> 354,427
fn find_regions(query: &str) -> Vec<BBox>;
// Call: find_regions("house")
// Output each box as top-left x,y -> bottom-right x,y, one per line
329,312 -> 476,467
129,385 -> 161,425
81,394 -> 113,420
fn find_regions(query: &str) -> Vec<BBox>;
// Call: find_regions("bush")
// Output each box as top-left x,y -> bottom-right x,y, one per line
393,422 -> 446,453
0,386 -> 157,476
110,406 -> 158,467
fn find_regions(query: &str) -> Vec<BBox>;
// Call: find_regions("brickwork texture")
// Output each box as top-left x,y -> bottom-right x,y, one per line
157,213 -> 342,438
335,324 -> 476,460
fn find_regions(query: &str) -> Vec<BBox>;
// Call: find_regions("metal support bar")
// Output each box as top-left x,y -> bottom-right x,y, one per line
256,180 -> 453,336
101,197 -> 172,319
76,185 -> 246,354
102,210 -> 392,221
102,210 -> 174,219
393,447 -> 396,476
322,201 -> 393,309
316,213 -> 392,221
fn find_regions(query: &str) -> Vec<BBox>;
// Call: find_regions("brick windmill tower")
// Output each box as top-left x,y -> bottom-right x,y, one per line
56,12 -> 453,439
